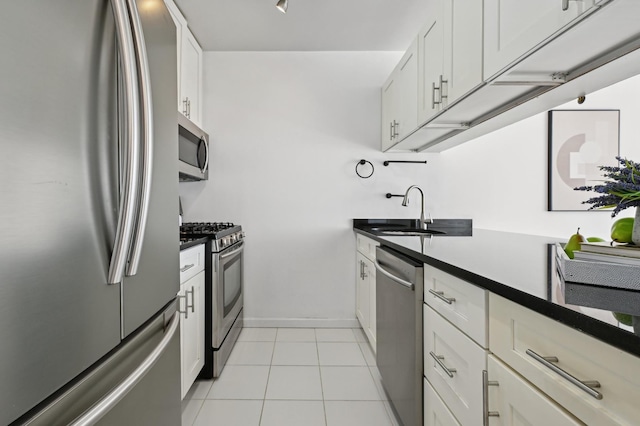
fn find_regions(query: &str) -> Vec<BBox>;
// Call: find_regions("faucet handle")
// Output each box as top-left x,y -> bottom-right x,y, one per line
427,212 -> 434,225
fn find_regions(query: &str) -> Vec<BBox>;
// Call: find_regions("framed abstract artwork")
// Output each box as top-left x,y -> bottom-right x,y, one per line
548,109 -> 620,211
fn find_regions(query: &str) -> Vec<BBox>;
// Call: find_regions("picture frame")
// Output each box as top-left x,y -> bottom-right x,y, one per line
547,109 -> 620,211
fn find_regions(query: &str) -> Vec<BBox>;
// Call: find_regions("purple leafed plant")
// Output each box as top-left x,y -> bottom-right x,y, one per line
574,156 -> 640,217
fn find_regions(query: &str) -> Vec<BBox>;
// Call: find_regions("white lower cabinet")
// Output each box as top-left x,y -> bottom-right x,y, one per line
179,245 -> 206,400
486,355 -> 582,425
490,293 -> 640,425
424,377 -> 460,426
423,304 -> 486,426
355,234 -> 378,352
179,271 -> 205,399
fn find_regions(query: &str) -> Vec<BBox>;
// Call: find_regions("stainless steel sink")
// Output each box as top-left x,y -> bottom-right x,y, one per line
369,227 -> 445,236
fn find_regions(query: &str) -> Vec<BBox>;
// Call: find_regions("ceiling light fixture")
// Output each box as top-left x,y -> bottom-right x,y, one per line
276,0 -> 288,13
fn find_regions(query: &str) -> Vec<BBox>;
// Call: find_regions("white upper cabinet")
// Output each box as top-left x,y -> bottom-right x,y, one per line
484,0 -> 596,79
442,0 -> 483,105
180,30 -> 203,126
163,0 -> 203,127
381,38 -> 418,151
417,7 -> 444,124
418,0 -> 483,125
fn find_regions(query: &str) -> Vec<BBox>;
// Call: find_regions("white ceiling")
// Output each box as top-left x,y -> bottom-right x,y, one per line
174,0 -> 431,51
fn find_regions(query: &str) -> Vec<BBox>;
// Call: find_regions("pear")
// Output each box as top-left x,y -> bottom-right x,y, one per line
587,236 -> 606,243
564,227 -> 586,259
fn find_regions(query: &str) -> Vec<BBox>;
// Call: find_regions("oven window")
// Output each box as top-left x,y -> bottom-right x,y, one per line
223,255 -> 242,316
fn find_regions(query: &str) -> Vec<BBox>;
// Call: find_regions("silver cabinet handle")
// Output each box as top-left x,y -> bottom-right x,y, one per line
180,263 -> 195,273
108,0 -> 141,285
359,260 -> 363,279
183,98 -> 188,116
428,289 -> 456,304
125,0 -> 154,277
526,349 -> 603,400
439,75 -> 448,105
187,286 -> 195,313
69,311 -> 179,426
482,370 -> 500,425
374,260 -> 414,290
362,261 -> 367,278
432,82 -> 441,109
429,351 -> 456,377
187,99 -> 191,118
392,120 -> 399,139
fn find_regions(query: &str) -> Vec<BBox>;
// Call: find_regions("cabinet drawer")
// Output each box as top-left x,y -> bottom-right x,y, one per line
424,264 -> 488,348
424,377 -> 461,426
487,355 -> 582,425
179,244 -> 205,283
490,293 -> 640,425
356,234 -> 378,262
424,304 -> 486,425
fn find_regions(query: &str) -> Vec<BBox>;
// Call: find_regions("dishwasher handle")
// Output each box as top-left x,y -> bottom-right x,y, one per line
374,260 -> 415,290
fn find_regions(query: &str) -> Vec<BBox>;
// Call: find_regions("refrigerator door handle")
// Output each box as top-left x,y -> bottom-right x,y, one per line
68,312 -> 180,426
125,0 -> 154,277
108,0 -> 142,285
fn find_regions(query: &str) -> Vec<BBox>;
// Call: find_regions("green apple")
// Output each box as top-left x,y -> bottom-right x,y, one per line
564,227 -> 586,259
613,311 -> 634,326
611,217 -> 634,243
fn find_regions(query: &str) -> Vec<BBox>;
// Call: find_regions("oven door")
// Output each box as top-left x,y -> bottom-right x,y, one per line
212,241 -> 244,348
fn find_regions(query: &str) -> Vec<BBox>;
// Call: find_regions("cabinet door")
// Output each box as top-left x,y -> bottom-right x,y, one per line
355,252 -> 370,333
484,0 -> 596,79
424,377 -> 461,426
163,0 -> 184,112
381,75 -> 396,151
442,0 -> 483,106
180,270 -> 205,399
395,38 -> 418,140
487,355 -> 583,425
424,304 -> 485,426
180,29 -> 202,125
417,11 -> 444,124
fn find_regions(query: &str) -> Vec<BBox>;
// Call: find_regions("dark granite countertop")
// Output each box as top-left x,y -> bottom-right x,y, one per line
354,219 -> 640,358
179,237 -> 209,251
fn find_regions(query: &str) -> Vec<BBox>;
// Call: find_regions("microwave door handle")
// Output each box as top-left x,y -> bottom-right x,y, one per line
125,0 -> 154,277
108,0 -> 141,285
201,137 -> 209,174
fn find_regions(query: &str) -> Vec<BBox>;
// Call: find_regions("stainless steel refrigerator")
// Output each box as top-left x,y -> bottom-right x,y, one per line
0,1 -> 181,424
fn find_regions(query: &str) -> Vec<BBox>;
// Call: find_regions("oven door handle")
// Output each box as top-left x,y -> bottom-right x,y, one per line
220,241 -> 244,260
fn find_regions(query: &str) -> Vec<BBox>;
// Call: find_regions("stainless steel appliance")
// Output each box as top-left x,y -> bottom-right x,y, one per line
0,1 -> 180,424
180,222 -> 245,378
178,113 -> 209,181
375,246 -> 424,426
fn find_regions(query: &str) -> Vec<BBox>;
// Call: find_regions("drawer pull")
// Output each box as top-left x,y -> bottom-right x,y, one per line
526,349 -> 603,400
180,263 -> 195,273
429,351 -> 457,377
482,370 -> 500,426
428,289 -> 456,304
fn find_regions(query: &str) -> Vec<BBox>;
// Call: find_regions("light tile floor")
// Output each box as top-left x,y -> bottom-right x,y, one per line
181,327 -> 402,426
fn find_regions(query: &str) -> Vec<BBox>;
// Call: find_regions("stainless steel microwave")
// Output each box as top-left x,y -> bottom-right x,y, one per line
178,113 -> 209,181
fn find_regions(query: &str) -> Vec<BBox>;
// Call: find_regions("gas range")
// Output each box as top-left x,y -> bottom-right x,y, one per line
180,222 -> 244,252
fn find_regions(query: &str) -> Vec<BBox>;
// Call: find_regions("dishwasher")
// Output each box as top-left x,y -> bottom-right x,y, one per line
374,246 -> 423,426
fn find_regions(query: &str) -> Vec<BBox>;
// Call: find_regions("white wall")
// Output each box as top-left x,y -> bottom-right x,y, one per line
431,74 -> 640,240
179,52 -> 442,326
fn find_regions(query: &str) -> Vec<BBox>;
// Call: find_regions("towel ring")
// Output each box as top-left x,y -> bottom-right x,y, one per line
355,159 -> 374,179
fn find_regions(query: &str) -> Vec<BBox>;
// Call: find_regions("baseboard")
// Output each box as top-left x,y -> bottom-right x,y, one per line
243,317 -> 360,328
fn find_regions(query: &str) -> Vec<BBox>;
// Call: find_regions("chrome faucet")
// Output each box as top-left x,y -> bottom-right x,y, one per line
402,185 -> 432,229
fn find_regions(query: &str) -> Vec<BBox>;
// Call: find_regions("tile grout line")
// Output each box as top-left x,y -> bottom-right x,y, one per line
313,328 -> 329,426
258,328 -> 279,426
